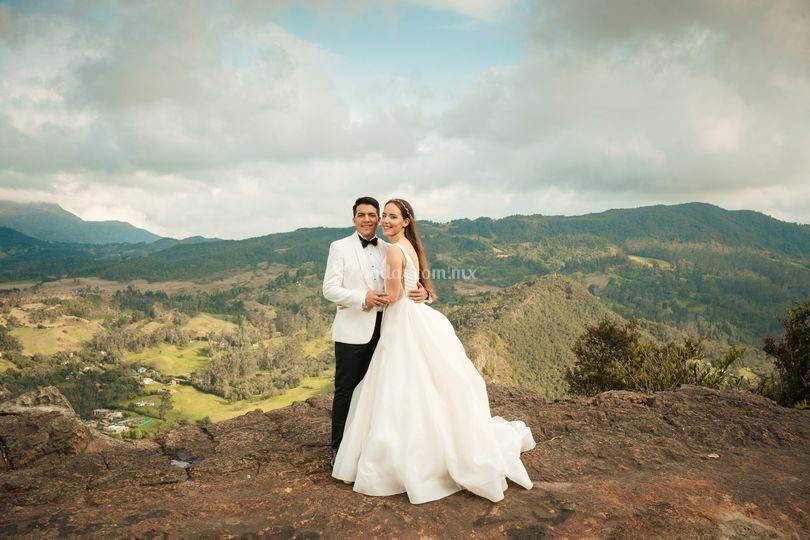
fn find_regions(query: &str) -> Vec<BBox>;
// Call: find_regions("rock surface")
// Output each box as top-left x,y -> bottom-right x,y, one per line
0,386 -> 93,471
0,384 -> 808,538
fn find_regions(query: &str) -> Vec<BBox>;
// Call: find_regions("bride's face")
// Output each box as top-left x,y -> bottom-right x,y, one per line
381,203 -> 410,238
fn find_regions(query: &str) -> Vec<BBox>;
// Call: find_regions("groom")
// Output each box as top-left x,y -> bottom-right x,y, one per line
322,196 -> 430,467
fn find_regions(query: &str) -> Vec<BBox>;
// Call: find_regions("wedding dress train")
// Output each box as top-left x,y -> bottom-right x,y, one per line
331,242 -> 536,504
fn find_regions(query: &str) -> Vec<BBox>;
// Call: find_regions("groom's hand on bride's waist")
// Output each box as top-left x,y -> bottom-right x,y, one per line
407,283 -> 429,303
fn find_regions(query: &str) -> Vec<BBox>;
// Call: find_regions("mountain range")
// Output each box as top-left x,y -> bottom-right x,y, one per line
2,200 -> 806,280
0,201 -> 166,244
1,200 -> 807,355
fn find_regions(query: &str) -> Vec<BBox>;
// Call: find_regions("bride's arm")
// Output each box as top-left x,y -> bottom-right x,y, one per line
384,247 -> 405,303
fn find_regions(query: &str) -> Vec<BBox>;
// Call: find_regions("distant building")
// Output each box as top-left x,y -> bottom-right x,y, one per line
103,424 -> 129,434
140,377 -> 155,385
135,401 -> 155,407
93,409 -> 126,421
137,367 -> 147,374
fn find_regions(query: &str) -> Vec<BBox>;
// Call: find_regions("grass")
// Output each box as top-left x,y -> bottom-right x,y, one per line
9,307 -> 32,324
125,319 -> 167,334
140,321 -> 167,333
302,336 -> 331,357
580,273 -> 611,291
627,255 -> 672,269
24,266 -> 287,297
736,367 -> 759,382
0,356 -> 16,373
115,370 -> 335,424
0,280 -> 38,291
124,341 -> 209,377
10,319 -> 102,356
181,312 -> 238,338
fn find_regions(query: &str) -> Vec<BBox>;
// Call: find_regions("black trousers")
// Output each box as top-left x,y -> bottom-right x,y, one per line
331,311 -> 383,452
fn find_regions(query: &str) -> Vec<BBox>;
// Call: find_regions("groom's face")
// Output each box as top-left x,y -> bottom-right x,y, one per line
354,203 -> 380,238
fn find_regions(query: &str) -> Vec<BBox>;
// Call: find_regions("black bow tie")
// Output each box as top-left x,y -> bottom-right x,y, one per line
359,235 -> 378,248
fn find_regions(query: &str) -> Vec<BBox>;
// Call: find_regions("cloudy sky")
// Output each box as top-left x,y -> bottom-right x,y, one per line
1,0 -> 808,239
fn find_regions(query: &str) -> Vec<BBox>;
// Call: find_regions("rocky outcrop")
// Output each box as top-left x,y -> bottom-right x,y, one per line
0,386 -> 93,471
0,384 -> 808,538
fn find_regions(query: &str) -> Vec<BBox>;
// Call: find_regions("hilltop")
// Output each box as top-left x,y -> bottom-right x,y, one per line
1,385 -> 807,538
449,274 -> 642,399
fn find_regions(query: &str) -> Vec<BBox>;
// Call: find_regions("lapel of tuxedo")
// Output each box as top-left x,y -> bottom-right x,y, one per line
351,234 -> 375,290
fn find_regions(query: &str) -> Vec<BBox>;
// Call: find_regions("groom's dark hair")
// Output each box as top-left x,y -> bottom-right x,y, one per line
353,196 -> 380,216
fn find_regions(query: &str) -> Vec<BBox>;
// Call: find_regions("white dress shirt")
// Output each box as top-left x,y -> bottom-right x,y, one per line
360,234 -> 384,312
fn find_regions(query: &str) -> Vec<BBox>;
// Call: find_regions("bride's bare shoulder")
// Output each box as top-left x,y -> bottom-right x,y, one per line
400,240 -> 418,260
386,244 -> 405,262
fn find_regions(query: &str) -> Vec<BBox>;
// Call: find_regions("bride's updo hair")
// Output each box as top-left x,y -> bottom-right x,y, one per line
385,198 -> 436,300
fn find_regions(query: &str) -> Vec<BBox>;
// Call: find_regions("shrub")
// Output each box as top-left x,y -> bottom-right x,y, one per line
565,317 -> 744,396
0,325 -> 21,353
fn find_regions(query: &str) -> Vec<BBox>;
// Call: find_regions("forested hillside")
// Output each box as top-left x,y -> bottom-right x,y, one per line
2,201 -> 807,369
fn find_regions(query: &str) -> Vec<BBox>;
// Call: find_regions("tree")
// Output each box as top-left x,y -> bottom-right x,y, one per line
757,299 -> 809,408
158,390 -> 173,420
564,318 -> 639,396
0,325 -> 21,353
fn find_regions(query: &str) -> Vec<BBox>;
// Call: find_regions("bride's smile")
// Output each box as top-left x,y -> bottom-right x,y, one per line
380,203 -> 408,241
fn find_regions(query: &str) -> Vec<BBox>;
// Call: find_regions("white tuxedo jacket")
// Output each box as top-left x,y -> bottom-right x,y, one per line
322,233 -> 391,344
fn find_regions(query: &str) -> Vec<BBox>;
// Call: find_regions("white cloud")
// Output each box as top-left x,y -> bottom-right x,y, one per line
409,0 -> 515,20
437,0 -> 810,202
0,0 -> 807,239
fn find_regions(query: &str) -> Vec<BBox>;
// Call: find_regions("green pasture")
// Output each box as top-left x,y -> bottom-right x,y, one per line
116,372 -> 334,424
181,312 -> 238,337
124,341 -> 209,377
10,320 -> 100,356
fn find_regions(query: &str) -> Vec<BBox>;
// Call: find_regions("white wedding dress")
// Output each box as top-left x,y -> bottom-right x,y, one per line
331,241 -> 536,504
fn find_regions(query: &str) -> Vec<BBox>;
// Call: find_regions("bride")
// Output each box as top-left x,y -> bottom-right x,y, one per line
331,198 -> 536,504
